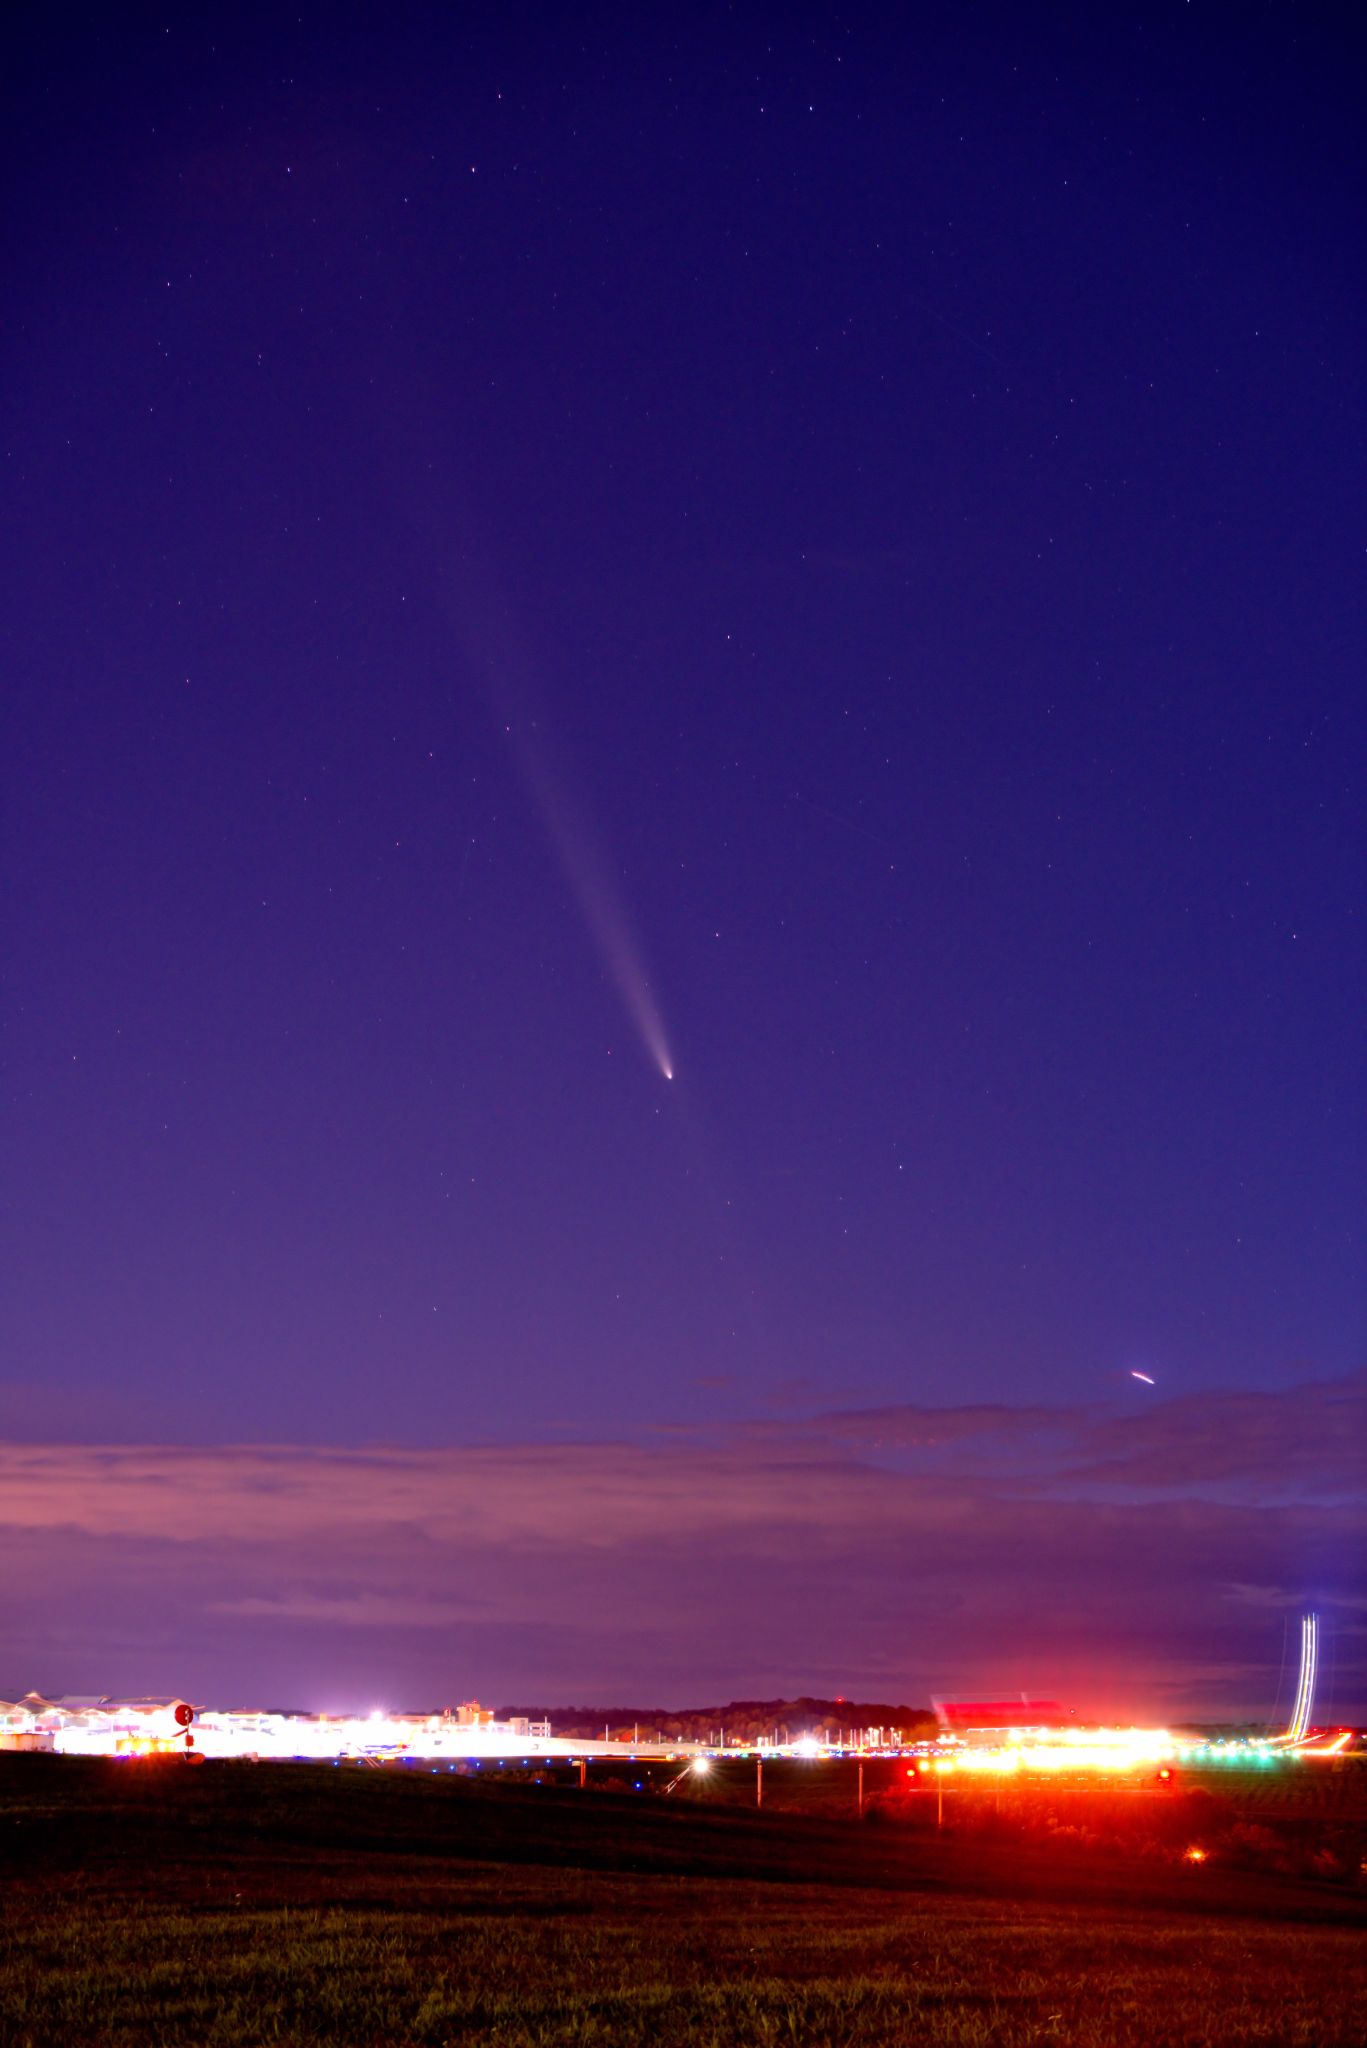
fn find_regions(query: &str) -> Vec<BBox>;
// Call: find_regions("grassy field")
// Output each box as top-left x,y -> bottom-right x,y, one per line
1,1755 -> 1364,2046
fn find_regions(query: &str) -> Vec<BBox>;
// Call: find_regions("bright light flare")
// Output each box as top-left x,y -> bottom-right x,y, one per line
1130,1371 -> 1155,1385
936,1728 -> 1178,1776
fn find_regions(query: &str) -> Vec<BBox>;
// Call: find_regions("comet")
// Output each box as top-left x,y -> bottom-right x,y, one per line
412,500 -> 675,1082
502,711 -> 675,1083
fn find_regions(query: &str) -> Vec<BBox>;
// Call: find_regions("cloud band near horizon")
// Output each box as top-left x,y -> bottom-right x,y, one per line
2,1373 -> 1362,1722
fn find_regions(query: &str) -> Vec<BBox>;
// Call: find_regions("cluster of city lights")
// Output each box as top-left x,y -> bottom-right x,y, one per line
900,1728 -> 1300,1777
0,1698 -> 661,1765
3,1617 -> 1351,1771
2,1699 -> 1352,1772
923,1728 -> 1179,1775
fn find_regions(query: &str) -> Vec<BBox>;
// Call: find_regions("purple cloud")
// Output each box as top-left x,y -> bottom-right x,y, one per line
1068,1373 -> 1367,1495
1,1375 -> 1361,1720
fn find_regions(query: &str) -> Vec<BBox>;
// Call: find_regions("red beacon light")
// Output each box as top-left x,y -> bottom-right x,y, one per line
172,1700 -> 202,1760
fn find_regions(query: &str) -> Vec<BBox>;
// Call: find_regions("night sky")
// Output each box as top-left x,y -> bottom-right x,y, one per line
4,4 -> 1363,1720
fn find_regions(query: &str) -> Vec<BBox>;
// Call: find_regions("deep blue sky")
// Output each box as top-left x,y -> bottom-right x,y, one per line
3,3 -> 1362,1715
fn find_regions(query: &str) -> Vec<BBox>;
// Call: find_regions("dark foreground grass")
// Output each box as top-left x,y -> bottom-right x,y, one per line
2,1758 -> 1364,2046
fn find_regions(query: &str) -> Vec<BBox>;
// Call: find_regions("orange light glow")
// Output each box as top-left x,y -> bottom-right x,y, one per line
937,1727 -> 1177,1776
1293,1729 -> 1352,1758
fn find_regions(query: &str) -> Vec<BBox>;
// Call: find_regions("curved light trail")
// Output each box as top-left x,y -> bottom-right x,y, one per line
1287,1611 -> 1318,1743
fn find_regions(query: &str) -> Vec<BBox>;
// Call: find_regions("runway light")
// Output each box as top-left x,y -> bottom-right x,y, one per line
1185,1846 -> 1207,1864
691,1757 -> 711,1774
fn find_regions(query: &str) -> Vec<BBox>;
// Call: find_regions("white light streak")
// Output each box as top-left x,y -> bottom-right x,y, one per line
1287,1611 -> 1318,1744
